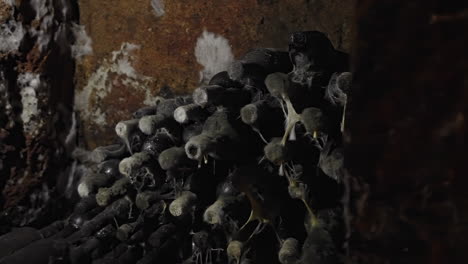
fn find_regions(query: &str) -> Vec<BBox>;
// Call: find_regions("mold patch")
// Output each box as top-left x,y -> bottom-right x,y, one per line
71,23 -> 93,59
75,42 -> 155,128
195,30 -> 234,84
0,20 -> 24,53
18,73 -> 42,134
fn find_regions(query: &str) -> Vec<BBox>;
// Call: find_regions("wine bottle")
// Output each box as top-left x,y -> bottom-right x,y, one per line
192,85 -> 250,108
228,48 -> 293,85
169,191 -> 198,217
158,146 -> 194,171
173,103 -> 208,124
95,178 -> 130,206
185,108 -> 260,161
208,71 -> 243,88
115,119 -> 140,153
90,144 -> 129,164
278,237 -> 300,264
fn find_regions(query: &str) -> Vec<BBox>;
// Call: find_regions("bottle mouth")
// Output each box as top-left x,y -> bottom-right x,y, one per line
227,60 -> 244,81
186,142 -> 201,160
240,104 -> 258,125
173,107 -> 188,124
193,87 -> 209,106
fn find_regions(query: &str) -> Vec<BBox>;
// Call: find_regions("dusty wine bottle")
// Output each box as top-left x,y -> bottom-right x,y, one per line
300,107 -> 329,137
203,174 -> 242,225
278,237 -> 300,264
95,224 -> 116,240
95,177 -> 131,207
141,131 -> 176,156
288,31 -> 336,72
69,206 -> 104,230
158,146 -> 193,171
298,226 -> 337,264
128,229 -> 146,244
227,48 -> 292,86
142,200 -> 167,219
208,71 -> 243,88
241,99 -> 275,126
118,151 -> 152,178
115,119 -> 140,153
264,137 -> 293,164
173,103 -> 208,124
169,191 -> 198,217
73,194 -> 99,215
138,114 -> 174,136
193,85 -> 250,108
203,195 -> 239,226
324,72 -> 351,107
97,159 -> 121,178
266,72 -> 328,143
116,218 -> 143,242
318,139 -> 344,183
147,223 -> 177,248
90,144 -> 128,164
227,240 -> 244,264
182,122 -> 203,143
184,109 -> 255,161
240,48 -> 293,75
240,97 -> 284,140
156,96 -> 193,118
184,134 -> 215,162
67,198 -> 132,242
77,171 -> 114,198
135,191 -> 172,210
132,105 -> 158,119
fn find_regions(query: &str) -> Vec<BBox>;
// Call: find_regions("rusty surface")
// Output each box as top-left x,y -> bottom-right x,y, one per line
0,0 -> 77,219
76,0 -> 355,148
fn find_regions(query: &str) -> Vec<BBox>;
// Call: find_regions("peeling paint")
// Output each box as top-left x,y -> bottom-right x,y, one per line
18,73 -> 42,134
195,30 -> 234,84
30,0 -> 54,51
0,20 -> 24,53
71,23 -> 93,59
151,0 -> 165,17
75,42 -> 156,128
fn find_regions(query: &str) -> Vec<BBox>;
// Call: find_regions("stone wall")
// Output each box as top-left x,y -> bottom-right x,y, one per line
0,0 -> 355,227
75,0 -> 355,148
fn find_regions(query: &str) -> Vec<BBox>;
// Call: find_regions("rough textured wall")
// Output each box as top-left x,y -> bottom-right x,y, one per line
75,0 -> 355,148
345,0 -> 468,263
0,0 -> 82,228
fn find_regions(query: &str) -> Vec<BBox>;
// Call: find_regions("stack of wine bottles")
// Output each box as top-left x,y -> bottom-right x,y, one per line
0,31 -> 351,264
